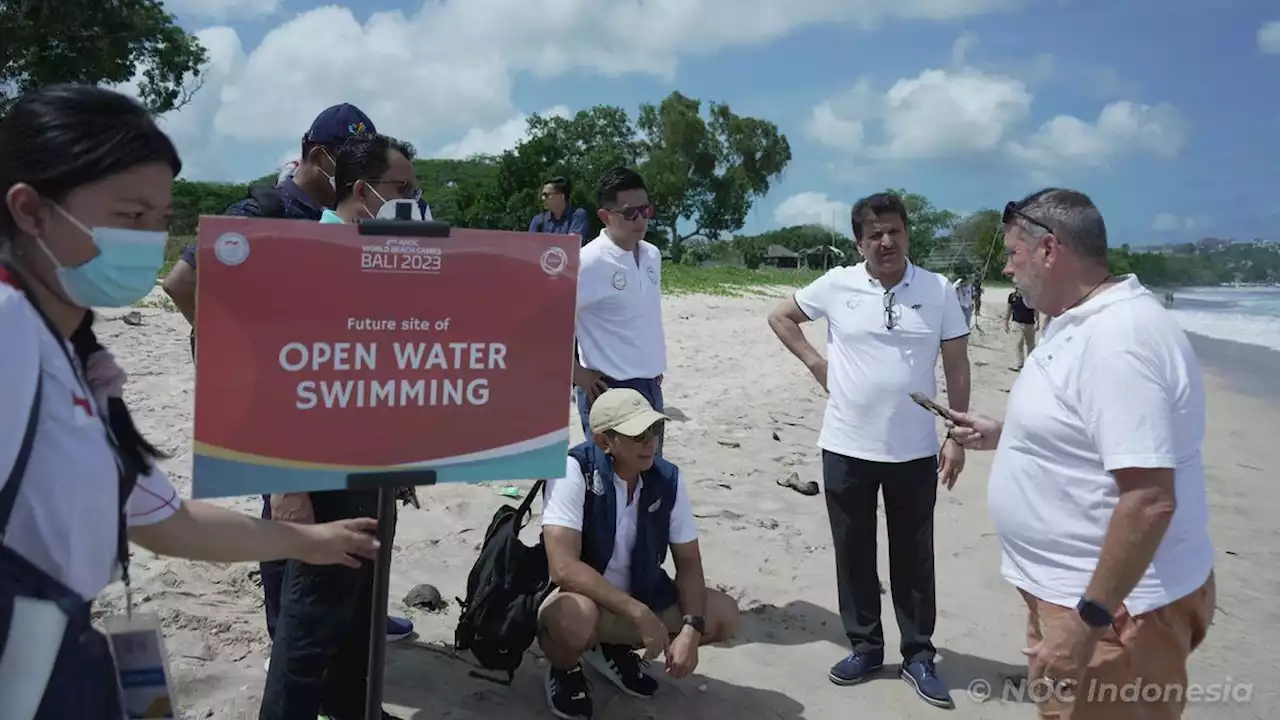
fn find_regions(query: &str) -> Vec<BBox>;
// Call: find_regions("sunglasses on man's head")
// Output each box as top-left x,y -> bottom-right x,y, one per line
609,204 -> 656,221
1002,201 -> 1055,236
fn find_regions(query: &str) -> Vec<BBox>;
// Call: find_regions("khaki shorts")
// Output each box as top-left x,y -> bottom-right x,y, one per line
540,589 -> 684,647
1020,572 -> 1215,720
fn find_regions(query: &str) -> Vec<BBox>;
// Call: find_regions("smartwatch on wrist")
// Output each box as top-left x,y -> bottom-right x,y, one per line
682,615 -> 706,635
1076,598 -> 1113,629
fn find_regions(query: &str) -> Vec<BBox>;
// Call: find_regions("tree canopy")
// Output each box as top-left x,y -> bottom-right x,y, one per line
1,0 -> 207,114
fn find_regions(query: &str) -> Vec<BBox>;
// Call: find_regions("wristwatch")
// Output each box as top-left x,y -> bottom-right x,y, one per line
682,615 -> 706,635
1076,598 -> 1113,628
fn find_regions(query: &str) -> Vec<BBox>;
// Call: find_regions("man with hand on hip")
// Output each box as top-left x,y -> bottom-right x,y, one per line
949,188 -> 1215,720
572,167 -> 667,454
767,192 -> 971,709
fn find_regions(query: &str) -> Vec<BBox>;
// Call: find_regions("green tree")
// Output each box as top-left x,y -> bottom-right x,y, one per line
493,106 -> 642,236
637,92 -> 792,261
1,0 -> 207,114
883,188 -> 958,265
951,209 -> 1003,279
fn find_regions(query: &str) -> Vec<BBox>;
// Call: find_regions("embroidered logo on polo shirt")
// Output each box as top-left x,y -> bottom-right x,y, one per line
647,266 -> 658,285
611,271 -> 627,290
846,296 -> 862,310
647,498 -> 661,513
589,470 -> 606,496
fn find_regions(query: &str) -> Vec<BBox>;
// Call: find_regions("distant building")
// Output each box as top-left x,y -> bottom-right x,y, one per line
762,244 -> 801,269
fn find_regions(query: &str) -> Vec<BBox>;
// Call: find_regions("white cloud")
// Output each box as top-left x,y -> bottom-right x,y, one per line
773,192 -> 852,234
162,0 -> 280,21
1259,20 -> 1280,54
805,66 -> 1032,162
436,106 -> 571,159
1007,100 -> 1187,170
122,0 -> 1023,180
808,44 -> 1187,177
1152,213 -> 1207,233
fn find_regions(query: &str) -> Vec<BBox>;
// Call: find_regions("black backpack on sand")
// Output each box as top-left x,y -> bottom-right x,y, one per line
454,480 -> 554,685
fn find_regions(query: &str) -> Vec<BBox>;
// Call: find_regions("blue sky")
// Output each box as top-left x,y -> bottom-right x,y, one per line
151,0 -> 1280,246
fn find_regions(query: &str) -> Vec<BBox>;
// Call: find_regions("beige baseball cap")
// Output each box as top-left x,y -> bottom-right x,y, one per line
589,388 -> 670,436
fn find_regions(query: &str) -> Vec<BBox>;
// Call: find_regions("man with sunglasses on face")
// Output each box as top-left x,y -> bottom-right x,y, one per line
319,133 -> 422,224
258,132 -> 424,720
767,192 -> 971,709
571,167 -> 668,455
531,176 -> 589,245
538,389 -> 741,720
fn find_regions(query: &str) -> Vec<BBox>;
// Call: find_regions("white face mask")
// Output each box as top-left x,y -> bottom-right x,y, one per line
366,185 -> 425,221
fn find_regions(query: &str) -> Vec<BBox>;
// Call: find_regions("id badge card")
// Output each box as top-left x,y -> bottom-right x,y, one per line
103,614 -> 177,719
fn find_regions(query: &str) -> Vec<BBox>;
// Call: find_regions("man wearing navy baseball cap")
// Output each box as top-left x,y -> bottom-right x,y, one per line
164,102 -> 378,327
162,101 -> 415,677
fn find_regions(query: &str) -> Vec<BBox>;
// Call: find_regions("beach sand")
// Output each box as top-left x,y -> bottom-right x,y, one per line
91,286 -> 1273,719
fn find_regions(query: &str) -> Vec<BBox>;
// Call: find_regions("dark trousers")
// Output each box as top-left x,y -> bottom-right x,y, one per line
258,489 -> 383,720
575,374 -> 664,456
822,450 -> 938,662
260,495 -> 284,639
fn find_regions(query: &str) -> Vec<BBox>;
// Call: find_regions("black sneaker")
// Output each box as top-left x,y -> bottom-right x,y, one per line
583,644 -> 660,698
545,663 -> 593,719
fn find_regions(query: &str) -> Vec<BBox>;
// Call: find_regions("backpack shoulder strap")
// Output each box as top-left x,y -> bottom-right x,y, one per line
248,184 -> 287,218
0,372 -> 43,536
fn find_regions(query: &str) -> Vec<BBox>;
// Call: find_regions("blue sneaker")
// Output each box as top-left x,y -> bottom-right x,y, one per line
900,658 -> 954,708
386,616 -> 414,642
828,650 -> 884,686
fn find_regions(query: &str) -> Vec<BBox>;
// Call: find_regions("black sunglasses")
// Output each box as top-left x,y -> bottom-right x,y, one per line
616,422 -> 663,443
1003,201 -> 1055,236
883,290 -> 899,330
608,204 -> 656,221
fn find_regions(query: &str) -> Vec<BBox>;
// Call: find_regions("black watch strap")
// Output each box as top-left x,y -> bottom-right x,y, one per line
1076,598 -> 1113,628
682,615 -> 706,635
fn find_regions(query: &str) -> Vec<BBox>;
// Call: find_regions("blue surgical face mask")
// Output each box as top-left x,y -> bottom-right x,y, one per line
35,204 -> 167,308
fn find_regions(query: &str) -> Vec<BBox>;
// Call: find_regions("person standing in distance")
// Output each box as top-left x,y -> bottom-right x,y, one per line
767,192 -> 971,709
530,176 -> 589,245
572,167 -> 666,455
948,189 -> 1215,720
1003,288 -> 1040,370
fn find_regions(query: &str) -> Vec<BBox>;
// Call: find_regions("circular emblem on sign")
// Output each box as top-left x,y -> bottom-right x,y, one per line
214,232 -> 249,266
647,265 -> 658,285
612,271 -> 627,290
540,246 -> 567,275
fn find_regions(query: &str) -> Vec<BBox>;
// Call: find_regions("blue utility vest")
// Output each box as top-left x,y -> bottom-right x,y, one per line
567,442 -> 678,613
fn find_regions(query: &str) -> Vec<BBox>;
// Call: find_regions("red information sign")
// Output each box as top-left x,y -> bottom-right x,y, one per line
191,217 -> 578,499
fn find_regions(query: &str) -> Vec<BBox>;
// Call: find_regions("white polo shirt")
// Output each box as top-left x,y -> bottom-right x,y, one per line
794,262 -> 969,463
541,456 -> 697,595
575,232 -> 666,381
987,275 -> 1214,614
1,278 -> 179,601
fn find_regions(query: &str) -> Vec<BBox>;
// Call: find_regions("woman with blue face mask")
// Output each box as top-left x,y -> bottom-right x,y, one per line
0,85 -> 384,719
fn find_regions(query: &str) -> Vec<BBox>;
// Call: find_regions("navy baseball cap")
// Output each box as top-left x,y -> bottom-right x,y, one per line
304,103 -> 376,146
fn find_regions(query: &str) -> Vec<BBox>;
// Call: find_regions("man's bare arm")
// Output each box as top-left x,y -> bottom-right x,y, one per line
940,336 -> 971,414
670,540 -> 707,619
1084,468 -> 1177,613
544,525 -> 647,619
162,259 -> 197,324
767,298 -> 824,370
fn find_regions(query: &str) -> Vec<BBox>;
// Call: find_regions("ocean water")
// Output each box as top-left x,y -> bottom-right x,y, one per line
1167,286 -> 1280,352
